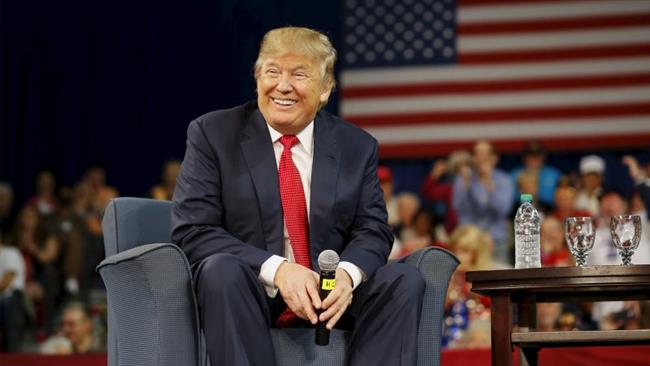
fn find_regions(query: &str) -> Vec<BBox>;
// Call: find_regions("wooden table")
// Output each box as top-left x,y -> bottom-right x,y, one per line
466,265 -> 650,366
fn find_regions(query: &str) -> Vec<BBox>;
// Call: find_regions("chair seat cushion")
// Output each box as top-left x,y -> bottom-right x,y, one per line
271,328 -> 349,366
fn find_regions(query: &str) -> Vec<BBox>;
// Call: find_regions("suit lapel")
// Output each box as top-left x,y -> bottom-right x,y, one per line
309,112 -> 340,265
240,108 -> 284,256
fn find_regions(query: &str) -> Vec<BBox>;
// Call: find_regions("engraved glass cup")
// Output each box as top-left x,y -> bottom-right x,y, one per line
565,217 -> 595,267
610,215 -> 641,265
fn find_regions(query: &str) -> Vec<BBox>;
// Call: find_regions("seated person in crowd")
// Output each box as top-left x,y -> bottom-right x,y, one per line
453,140 -> 514,264
575,155 -> 606,217
444,225 -> 496,349
511,141 -> 560,212
588,191 -> 649,328
40,301 -> 105,354
0,238 -> 27,352
540,217 -> 571,267
551,184 -> 593,224
172,27 -> 423,365
623,155 -> 650,220
150,159 -> 181,201
421,150 -> 471,236
377,166 -> 399,228
0,182 -> 14,241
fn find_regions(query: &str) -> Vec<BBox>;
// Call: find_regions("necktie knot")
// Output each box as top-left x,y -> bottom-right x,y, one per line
279,135 -> 299,150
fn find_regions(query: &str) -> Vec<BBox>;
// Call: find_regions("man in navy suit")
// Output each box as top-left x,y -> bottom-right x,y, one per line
171,27 -> 424,366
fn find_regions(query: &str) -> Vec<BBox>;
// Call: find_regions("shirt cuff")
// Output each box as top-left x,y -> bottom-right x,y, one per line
338,261 -> 366,290
259,255 -> 287,298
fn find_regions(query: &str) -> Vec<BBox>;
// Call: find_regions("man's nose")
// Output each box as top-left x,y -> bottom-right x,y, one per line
276,74 -> 293,92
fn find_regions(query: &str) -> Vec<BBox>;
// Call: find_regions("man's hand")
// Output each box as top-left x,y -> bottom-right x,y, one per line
274,262 -> 321,324
319,268 -> 354,330
623,155 -> 645,181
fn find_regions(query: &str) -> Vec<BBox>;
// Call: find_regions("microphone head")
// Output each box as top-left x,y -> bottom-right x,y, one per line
318,250 -> 340,272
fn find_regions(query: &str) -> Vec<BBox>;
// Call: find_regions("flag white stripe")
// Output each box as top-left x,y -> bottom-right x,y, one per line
459,27 -> 650,52
363,117 -> 650,144
341,85 -> 650,116
459,0 -> 650,25
340,57 -> 650,87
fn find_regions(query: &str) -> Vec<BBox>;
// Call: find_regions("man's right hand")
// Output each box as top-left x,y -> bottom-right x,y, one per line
274,262 -> 321,324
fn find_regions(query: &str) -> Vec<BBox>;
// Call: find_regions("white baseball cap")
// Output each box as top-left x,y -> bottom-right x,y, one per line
579,155 -> 605,175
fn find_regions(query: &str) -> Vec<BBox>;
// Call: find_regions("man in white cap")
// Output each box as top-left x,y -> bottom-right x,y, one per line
575,155 -> 605,216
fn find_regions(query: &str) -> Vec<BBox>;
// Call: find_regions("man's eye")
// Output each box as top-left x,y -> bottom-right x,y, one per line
294,72 -> 308,79
267,69 -> 280,76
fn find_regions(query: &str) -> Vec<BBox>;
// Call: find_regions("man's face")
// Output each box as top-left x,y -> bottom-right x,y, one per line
473,141 -> 495,168
256,53 -> 331,135
62,309 -> 91,346
600,193 -> 625,220
555,187 -> 576,212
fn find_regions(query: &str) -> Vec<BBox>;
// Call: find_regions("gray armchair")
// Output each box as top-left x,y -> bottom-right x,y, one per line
97,197 -> 458,366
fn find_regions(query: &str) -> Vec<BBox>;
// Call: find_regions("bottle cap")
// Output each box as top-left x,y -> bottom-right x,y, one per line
520,194 -> 533,203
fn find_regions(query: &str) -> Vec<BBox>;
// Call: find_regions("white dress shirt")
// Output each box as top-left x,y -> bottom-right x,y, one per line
258,121 -> 365,297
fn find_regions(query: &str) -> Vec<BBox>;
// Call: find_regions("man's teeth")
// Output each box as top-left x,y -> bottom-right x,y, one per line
273,98 -> 297,106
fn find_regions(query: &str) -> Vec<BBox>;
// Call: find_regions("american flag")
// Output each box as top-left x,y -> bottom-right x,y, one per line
339,0 -> 650,157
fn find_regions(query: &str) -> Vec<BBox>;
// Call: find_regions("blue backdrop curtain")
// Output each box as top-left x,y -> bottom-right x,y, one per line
1,0 -> 341,204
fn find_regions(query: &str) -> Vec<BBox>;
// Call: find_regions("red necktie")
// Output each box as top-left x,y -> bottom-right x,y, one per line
276,135 -> 312,327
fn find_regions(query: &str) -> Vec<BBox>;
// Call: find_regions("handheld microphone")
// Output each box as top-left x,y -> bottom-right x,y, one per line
315,250 -> 339,346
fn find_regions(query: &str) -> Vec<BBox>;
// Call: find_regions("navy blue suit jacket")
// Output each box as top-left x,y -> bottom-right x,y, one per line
171,101 -> 393,279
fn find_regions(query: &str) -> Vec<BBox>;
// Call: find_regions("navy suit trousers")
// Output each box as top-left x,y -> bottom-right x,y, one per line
193,254 -> 424,366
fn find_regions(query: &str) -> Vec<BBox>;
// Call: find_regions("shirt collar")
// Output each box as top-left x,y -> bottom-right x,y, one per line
267,121 -> 314,157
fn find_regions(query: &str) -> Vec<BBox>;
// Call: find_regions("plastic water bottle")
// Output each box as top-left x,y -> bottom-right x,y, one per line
514,194 -> 541,269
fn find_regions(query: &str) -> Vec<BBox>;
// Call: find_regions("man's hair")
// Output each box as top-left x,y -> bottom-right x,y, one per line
254,27 -> 337,93
63,301 -> 90,320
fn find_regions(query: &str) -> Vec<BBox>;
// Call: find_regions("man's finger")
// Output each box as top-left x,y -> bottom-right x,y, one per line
327,303 -> 348,330
306,281 -> 321,309
298,289 -> 318,324
320,290 -> 350,321
321,287 -> 342,309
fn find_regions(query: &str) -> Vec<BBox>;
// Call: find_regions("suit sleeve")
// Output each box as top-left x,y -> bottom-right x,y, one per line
171,120 -> 272,272
340,139 -> 393,279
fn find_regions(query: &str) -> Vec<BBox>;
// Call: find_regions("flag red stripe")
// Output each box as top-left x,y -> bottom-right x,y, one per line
346,103 -> 650,126
377,133 -> 650,158
459,43 -> 650,64
459,13 -> 650,35
342,73 -> 650,99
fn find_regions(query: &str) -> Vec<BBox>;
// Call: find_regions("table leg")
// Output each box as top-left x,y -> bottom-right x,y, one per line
520,347 -> 538,366
517,295 -> 537,366
491,294 -> 513,366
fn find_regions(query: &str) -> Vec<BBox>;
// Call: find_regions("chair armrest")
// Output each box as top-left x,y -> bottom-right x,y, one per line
97,243 -> 201,366
399,247 -> 459,366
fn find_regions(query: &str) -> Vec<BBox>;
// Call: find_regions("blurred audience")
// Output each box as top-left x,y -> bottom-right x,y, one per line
540,217 -> 571,267
26,171 -> 58,217
453,140 -> 514,264
511,141 -> 561,212
393,192 -> 420,241
40,302 -> 104,354
575,155 -> 605,216
0,237 -> 28,352
587,191 -> 649,329
377,166 -> 399,228
150,159 -> 181,201
7,206 -> 60,335
444,225 -> 496,349
0,183 -> 15,241
551,185 -> 593,223
398,209 -> 442,257
421,150 -> 471,238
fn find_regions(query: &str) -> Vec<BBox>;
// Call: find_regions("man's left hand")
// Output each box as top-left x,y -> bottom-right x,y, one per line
319,268 -> 354,330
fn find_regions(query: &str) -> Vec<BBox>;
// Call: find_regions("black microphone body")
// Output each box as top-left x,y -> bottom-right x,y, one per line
315,268 -> 336,345
315,250 -> 340,346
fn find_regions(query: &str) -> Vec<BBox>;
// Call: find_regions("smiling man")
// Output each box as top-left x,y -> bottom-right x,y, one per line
172,27 -> 424,366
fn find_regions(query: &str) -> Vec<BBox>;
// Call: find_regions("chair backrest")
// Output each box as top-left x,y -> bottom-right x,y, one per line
102,197 -> 173,257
